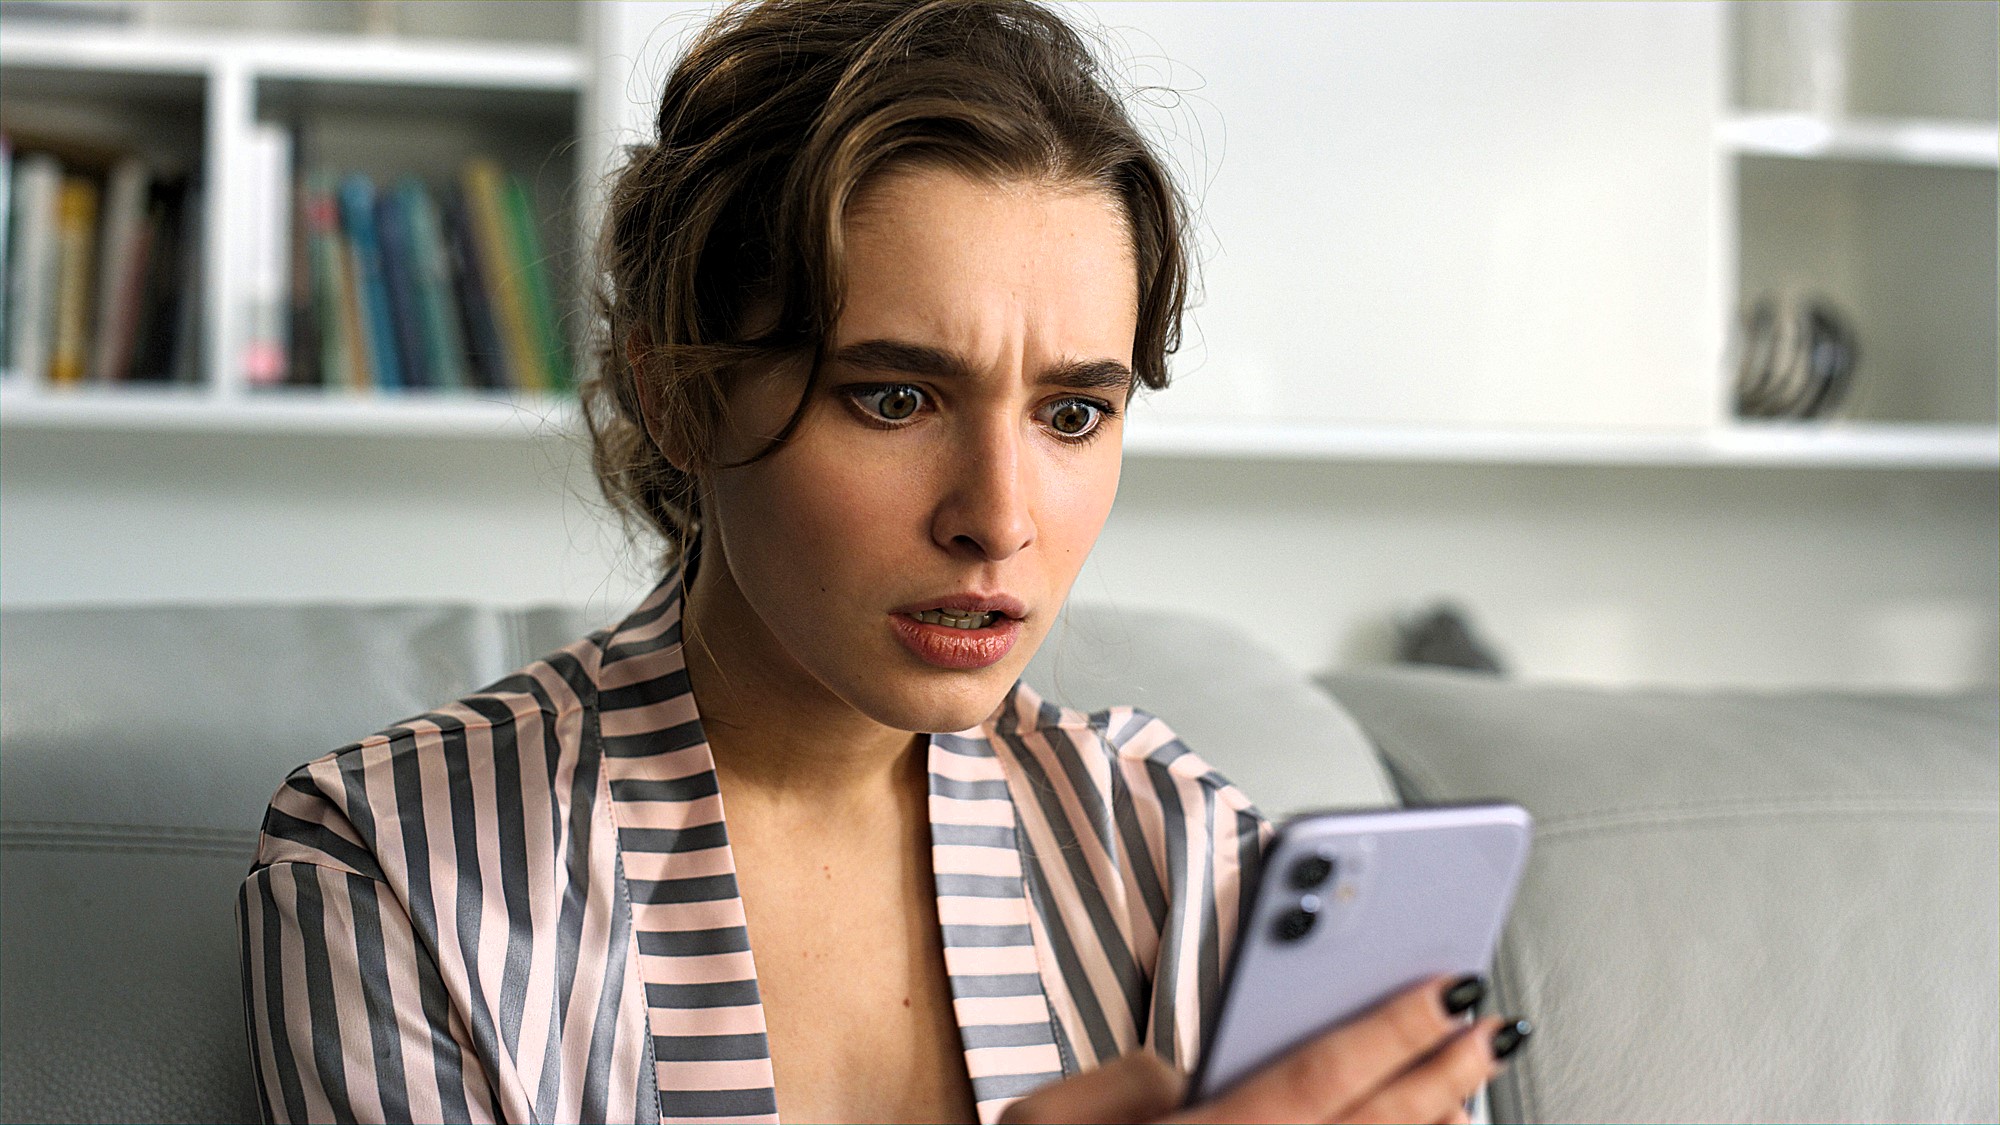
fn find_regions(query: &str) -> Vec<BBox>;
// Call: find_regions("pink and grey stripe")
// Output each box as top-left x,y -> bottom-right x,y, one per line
240,572 -> 1269,1123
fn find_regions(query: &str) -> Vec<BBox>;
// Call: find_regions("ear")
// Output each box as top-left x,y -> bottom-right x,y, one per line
626,327 -> 694,475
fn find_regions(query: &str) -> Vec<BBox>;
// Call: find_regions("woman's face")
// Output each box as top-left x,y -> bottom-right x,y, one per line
693,164 -> 1137,735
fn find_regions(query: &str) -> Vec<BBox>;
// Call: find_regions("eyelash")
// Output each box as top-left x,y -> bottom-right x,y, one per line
839,383 -> 1120,445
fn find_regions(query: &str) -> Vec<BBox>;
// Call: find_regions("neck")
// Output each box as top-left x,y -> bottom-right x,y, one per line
679,554 -> 927,817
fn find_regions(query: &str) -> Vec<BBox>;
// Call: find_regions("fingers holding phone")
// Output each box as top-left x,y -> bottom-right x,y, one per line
1172,976 -> 1530,1125
998,976 -> 1534,1125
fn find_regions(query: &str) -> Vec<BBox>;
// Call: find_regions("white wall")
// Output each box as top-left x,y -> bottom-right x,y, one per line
1074,1 -> 1727,432
3,1 -> 1994,692
1089,453 -> 1998,690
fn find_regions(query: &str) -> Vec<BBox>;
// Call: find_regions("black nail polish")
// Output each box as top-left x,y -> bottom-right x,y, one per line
1491,1018 -> 1534,1060
1443,974 -> 1486,1015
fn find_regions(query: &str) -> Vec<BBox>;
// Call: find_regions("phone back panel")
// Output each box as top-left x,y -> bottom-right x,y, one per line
1193,803 -> 1532,1099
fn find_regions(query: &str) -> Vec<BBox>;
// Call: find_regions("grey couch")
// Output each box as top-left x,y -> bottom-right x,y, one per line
2,601 -> 1994,1123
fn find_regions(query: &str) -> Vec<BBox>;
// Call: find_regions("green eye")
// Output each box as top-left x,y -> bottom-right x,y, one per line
1047,399 -> 1101,437
868,385 -> 922,421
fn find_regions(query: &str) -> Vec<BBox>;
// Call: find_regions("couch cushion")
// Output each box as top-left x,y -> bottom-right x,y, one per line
0,603 -> 548,1124
1319,667 -> 2000,1124
0,598 -> 1378,1122
1027,603 -> 1396,820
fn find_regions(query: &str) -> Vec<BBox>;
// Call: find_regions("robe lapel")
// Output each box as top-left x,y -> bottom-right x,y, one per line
598,574 -> 1066,1124
929,719 -> 1069,1123
598,577 -> 779,1125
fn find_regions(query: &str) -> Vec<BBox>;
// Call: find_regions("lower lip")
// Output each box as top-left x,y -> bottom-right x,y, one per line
890,613 -> 1021,670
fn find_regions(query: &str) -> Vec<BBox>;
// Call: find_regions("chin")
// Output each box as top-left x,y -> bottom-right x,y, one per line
848,664 -> 1022,735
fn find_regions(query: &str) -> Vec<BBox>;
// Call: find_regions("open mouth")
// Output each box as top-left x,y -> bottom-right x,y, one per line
908,608 -> 1001,630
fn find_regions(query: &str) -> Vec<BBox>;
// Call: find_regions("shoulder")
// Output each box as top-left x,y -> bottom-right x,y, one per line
985,681 -> 1266,832
251,630 -> 612,877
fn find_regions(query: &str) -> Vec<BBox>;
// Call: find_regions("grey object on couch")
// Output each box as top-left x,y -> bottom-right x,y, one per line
2,600 -> 1994,1123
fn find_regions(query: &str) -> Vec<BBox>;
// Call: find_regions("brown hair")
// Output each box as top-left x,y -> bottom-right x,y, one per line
587,0 -> 1191,566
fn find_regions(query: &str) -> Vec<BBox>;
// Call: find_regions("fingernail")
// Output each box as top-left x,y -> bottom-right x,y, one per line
1442,974 -> 1486,1015
1491,1017 -> 1534,1060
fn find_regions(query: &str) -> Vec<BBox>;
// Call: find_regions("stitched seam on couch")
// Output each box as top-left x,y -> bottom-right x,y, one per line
1,821 -> 256,857
1536,797 -> 1995,841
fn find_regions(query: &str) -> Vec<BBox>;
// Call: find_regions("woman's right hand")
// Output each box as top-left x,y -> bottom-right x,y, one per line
1000,976 -> 1531,1125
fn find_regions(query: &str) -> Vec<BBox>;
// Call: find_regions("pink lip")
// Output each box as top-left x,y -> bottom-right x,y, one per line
889,592 -> 1029,619
889,609 -> 1024,671
888,592 -> 1029,671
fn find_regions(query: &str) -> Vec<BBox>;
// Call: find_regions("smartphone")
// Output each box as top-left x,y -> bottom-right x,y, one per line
1188,802 -> 1533,1101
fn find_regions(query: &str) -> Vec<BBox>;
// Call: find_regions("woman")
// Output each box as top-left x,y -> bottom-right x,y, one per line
239,2 -> 1527,1122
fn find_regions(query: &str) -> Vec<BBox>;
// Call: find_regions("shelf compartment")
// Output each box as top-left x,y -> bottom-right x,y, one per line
1735,155 -> 1997,428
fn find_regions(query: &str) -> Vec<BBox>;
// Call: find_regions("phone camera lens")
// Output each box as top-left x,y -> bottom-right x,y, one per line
1274,896 -> 1320,942
1288,853 -> 1336,890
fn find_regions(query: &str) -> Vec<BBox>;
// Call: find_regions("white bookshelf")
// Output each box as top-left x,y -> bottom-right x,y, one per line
3,381 -> 1991,470
1723,2 -> 1997,459
0,21 -> 588,404
2,8 -> 1994,478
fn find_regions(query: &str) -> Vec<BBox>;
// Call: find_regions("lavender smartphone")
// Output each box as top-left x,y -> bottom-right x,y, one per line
1189,802 -> 1533,1101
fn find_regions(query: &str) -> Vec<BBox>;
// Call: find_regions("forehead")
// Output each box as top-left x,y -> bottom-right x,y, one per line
834,164 -> 1139,363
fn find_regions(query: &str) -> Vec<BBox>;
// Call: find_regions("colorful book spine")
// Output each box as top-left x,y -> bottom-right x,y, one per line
443,185 -> 511,390
399,179 -> 469,391
373,186 -> 430,389
91,156 -> 150,382
337,173 -> 400,390
49,175 -> 101,385
287,179 -> 318,388
462,159 -> 544,391
303,176 -> 353,391
501,174 -> 571,393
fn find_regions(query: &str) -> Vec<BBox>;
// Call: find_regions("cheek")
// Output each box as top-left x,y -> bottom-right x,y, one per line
1041,446 -> 1123,560
713,436 -> 929,583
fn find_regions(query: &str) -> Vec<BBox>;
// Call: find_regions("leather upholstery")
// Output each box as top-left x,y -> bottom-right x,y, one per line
1320,667 -> 2000,1124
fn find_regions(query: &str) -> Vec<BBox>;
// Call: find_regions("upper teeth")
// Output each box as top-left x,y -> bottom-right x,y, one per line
914,609 -> 997,629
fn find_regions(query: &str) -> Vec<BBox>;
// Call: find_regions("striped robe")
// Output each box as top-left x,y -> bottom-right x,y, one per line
240,574 -> 1270,1124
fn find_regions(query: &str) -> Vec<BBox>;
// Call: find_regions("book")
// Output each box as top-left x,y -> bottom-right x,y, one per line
399,179 -> 469,391
242,124 -> 291,386
337,173 -> 400,389
166,178 -> 203,383
442,185 -> 511,390
373,184 -> 430,389
287,180 -> 319,388
49,174 -> 101,385
462,159 -> 543,391
303,175 -> 353,390
1,135 -> 11,370
125,175 -> 192,382
7,152 -> 62,383
501,173 -> 571,393
90,155 -> 150,382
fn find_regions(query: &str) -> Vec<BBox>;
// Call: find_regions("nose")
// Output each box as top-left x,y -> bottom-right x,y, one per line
930,419 -> 1036,562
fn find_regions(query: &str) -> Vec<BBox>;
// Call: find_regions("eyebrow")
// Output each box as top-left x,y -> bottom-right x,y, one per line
829,339 -> 1135,394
